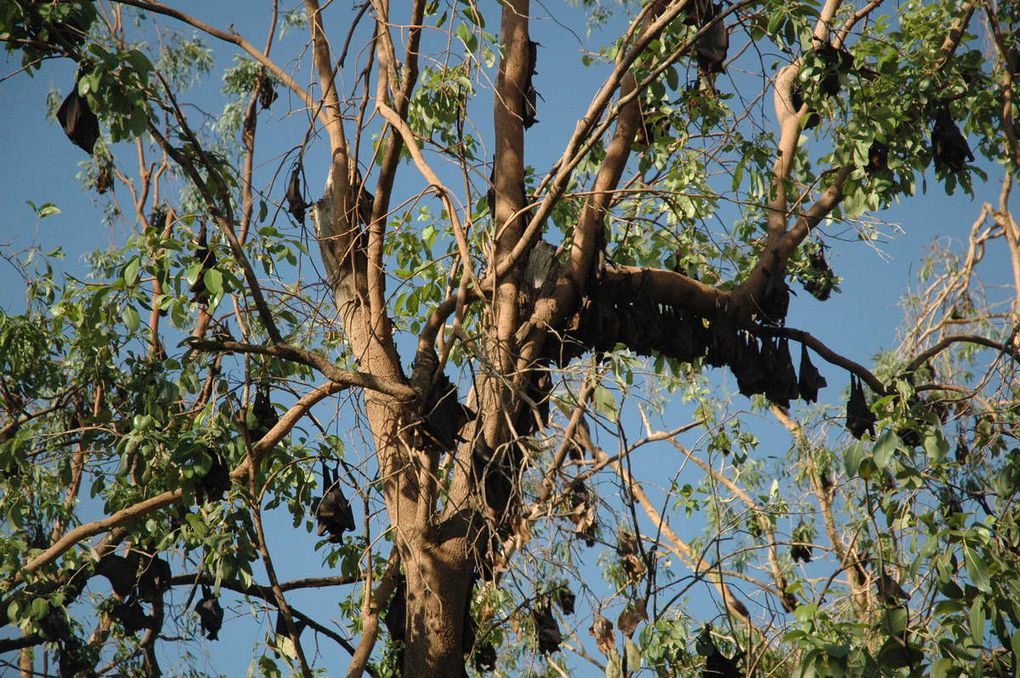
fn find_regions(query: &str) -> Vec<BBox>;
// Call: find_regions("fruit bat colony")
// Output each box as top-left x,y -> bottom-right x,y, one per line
556,274 -> 828,410
311,462 -> 355,543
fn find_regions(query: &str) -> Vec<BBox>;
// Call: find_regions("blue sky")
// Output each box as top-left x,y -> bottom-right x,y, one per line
0,1 -> 1016,676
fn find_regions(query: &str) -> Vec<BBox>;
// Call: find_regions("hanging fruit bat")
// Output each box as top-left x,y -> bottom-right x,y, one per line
285,162 -> 306,223
112,598 -> 151,634
189,225 -> 217,305
791,543 -> 812,563
96,553 -> 138,598
567,480 -> 598,546
95,160 -> 113,194
421,371 -> 474,452
732,332 -> 767,397
695,4 -> 728,82
703,649 -> 744,678
258,71 -> 277,110
473,640 -> 497,672
797,343 -> 827,403
148,203 -> 168,232
683,0 -> 713,25
195,585 -> 223,640
706,314 -> 737,368
790,85 -> 821,129
866,141 -> 889,175
197,448 -> 229,504
554,586 -> 575,615
311,462 -> 355,543
384,576 -> 406,642
57,81 -> 99,155
760,252 -> 790,321
534,605 -> 562,655
816,43 -> 854,97
522,40 -> 540,129
801,243 -> 837,301
765,336 -> 799,408
876,568 -> 910,605
698,626 -> 744,678
251,381 -> 279,440
486,162 -> 496,218
134,552 -> 172,600
590,615 -> 615,655
57,637 -> 91,678
931,104 -> 973,174
274,609 -> 307,643
845,374 -> 876,439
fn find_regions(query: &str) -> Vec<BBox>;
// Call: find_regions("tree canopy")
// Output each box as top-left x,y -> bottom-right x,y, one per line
1,0 -> 1019,676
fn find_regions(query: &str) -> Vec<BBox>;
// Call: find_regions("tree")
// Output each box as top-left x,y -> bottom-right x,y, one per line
1,0 -> 1019,676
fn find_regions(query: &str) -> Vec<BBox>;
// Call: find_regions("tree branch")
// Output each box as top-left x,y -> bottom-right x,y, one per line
188,339 -> 415,400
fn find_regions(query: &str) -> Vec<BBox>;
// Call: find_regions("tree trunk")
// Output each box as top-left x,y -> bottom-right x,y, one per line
401,534 -> 473,675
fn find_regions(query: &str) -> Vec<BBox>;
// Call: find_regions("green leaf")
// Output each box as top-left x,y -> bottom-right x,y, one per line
924,429 -> 950,463
963,545 -> 990,592
605,650 -> 622,678
30,597 -> 49,620
123,257 -> 141,287
881,606 -> 908,635
873,429 -> 901,469
122,304 -> 140,332
203,268 -> 223,299
594,386 -> 617,423
845,441 -> 866,477
625,638 -> 641,671
930,658 -> 952,678
26,200 -> 61,219
1010,630 -> 1020,677
969,596 -> 985,646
